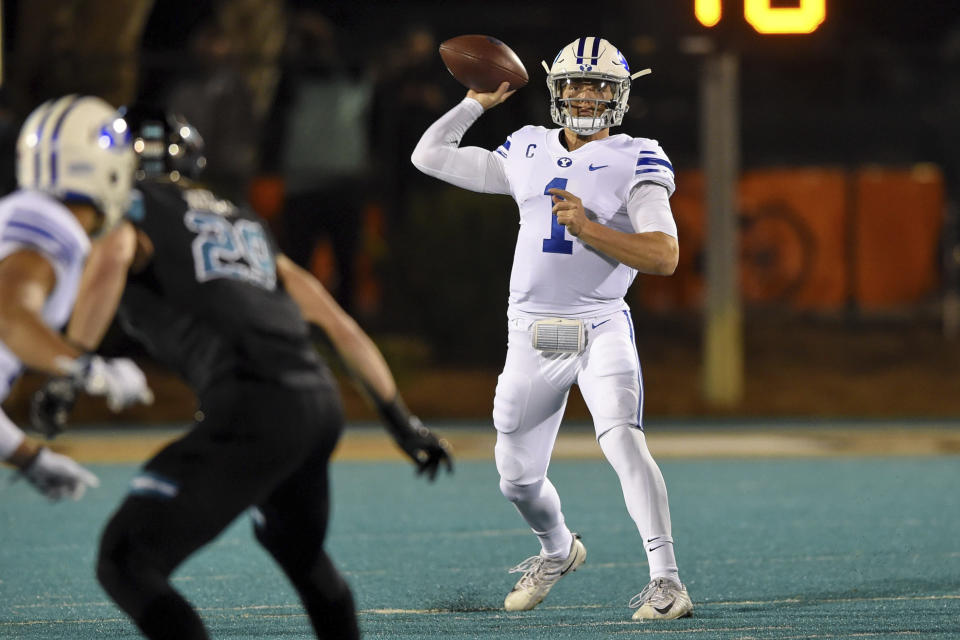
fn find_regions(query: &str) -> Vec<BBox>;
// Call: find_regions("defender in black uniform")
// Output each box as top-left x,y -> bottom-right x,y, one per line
33,109 -> 451,640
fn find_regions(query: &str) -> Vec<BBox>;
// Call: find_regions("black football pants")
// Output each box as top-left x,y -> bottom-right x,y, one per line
96,377 -> 359,640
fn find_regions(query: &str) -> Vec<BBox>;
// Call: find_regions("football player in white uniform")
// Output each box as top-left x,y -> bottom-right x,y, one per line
0,95 -> 154,500
412,37 -> 692,620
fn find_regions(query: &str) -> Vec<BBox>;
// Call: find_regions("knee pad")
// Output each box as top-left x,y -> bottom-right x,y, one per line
492,371 -> 531,434
494,438 -> 526,484
495,427 -> 554,487
499,476 -> 545,503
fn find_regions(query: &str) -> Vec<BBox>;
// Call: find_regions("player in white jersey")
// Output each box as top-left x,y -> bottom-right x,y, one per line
412,37 -> 693,620
0,95 -> 153,500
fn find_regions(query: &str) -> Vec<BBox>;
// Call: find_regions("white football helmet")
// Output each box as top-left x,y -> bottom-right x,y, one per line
16,95 -> 135,231
541,37 -> 651,135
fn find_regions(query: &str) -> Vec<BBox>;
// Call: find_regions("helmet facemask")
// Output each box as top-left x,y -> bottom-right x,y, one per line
548,75 -> 630,136
542,37 -> 651,136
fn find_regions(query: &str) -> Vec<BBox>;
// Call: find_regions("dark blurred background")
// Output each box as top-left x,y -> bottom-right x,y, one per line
2,0 -> 960,422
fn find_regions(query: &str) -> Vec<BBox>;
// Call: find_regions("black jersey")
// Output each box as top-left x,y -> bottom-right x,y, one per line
119,180 -> 329,392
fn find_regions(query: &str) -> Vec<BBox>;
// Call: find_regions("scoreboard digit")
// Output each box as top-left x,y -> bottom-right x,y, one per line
695,0 -> 827,34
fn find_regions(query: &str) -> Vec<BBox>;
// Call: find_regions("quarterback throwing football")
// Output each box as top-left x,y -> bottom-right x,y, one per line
412,37 -> 692,620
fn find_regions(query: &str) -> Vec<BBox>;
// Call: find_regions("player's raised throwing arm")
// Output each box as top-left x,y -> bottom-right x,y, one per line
410,82 -> 513,195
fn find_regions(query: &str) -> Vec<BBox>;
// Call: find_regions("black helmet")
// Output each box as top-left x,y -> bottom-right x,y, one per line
120,104 -> 206,182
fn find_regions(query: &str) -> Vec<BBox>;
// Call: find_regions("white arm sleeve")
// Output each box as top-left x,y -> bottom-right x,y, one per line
627,183 -> 678,238
410,98 -> 511,195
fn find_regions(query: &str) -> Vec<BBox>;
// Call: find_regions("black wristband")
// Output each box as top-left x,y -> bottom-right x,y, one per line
374,393 -> 412,436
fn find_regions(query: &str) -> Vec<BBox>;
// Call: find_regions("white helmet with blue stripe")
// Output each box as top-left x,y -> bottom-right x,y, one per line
16,95 -> 136,231
541,37 -> 651,135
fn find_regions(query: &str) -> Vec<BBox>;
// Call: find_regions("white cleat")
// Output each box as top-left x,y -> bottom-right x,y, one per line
629,577 -> 693,620
503,533 -> 587,611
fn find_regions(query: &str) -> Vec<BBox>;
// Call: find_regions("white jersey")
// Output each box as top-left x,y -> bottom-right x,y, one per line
411,98 -> 677,317
0,190 -> 90,400
495,124 -> 675,316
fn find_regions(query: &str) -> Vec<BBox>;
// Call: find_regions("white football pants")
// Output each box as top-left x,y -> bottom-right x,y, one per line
493,309 -> 679,578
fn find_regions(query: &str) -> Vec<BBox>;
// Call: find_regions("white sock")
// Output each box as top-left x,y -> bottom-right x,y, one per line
599,425 -> 681,583
644,535 -> 680,583
533,518 -> 574,559
502,476 -> 573,558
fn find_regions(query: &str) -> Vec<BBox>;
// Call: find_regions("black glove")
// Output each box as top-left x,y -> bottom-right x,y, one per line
29,376 -> 77,439
376,394 -> 453,481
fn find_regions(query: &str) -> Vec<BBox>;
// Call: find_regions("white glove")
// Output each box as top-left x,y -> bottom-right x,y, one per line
58,355 -> 155,412
21,447 -> 100,500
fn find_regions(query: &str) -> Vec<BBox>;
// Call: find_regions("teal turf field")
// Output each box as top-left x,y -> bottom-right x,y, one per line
2,445 -> 959,638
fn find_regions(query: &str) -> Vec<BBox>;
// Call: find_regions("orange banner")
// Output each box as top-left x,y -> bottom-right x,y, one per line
636,166 -> 944,311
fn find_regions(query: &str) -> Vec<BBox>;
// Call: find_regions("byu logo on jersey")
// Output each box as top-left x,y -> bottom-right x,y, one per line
557,157 -> 573,168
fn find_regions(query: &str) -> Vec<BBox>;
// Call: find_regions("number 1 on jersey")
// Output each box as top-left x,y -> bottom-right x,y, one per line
542,177 -> 573,255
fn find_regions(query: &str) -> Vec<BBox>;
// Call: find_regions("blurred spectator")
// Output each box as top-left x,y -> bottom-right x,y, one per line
938,25 -> 960,208
165,19 -> 259,202
370,25 -> 454,227
7,0 -> 153,116
213,0 -> 286,124
0,91 -> 18,195
263,9 -> 374,314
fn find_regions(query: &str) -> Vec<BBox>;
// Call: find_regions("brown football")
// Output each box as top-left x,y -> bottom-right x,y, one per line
438,35 -> 528,92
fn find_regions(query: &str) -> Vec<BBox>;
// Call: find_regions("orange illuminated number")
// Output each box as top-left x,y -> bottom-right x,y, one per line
696,0 -> 826,34
695,0 -> 722,28
745,0 -> 825,34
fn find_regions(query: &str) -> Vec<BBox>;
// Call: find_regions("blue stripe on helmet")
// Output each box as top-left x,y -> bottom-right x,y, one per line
591,36 -> 600,61
48,96 -> 83,187
96,123 -> 129,149
576,37 -> 585,64
32,102 -> 57,188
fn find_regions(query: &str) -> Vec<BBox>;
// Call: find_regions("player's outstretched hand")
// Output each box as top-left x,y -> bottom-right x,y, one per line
29,376 -> 76,438
20,447 -> 100,500
376,394 -> 454,481
57,354 -> 155,412
467,81 -> 516,111
396,416 -> 454,481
